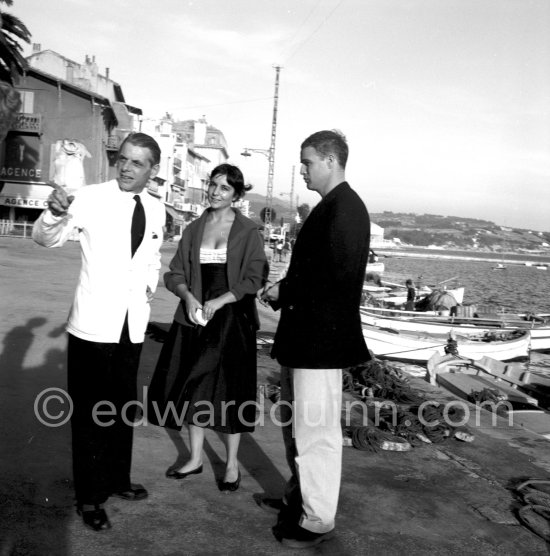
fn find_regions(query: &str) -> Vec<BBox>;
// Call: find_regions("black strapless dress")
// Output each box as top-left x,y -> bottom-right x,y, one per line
147,263 -> 257,433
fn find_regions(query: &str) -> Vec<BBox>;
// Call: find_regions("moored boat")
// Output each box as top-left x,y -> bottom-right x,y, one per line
360,308 -> 550,352
427,353 -> 550,439
361,323 -> 530,363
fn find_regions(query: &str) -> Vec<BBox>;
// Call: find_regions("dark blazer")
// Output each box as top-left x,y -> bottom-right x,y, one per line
271,182 -> 371,368
165,208 -> 269,328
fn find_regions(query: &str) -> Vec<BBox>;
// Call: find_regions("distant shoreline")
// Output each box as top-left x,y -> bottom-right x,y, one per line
375,247 -> 550,266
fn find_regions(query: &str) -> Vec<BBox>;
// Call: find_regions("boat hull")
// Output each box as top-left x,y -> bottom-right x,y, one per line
361,324 -> 530,362
427,353 -> 550,439
360,309 -> 550,352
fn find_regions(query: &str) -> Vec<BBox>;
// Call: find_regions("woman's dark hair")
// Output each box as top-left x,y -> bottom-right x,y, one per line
120,132 -> 161,166
210,164 -> 251,199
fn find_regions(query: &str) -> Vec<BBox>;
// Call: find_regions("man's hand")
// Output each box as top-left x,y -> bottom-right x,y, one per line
258,282 -> 280,307
47,182 -> 74,216
146,286 -> 154,303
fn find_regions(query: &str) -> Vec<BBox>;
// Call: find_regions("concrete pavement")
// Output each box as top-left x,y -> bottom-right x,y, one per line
0,236 -> 549,555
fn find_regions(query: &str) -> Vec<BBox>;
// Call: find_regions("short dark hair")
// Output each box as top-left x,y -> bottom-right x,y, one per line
210,164 -> 251,199
120,132 -> 161,166
406,279 -> 413,286
301,129 -> 348,168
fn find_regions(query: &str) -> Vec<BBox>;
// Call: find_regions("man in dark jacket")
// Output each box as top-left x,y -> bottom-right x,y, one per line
261,130 -> 370,548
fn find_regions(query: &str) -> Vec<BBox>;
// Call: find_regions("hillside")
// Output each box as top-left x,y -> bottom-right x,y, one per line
372,212 -> 550,252
242,198 -> 550,252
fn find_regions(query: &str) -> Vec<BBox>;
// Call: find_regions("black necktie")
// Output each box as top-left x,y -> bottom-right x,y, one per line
131,194 -> 145,257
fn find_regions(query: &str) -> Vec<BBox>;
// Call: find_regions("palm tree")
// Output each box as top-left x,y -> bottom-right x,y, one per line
0,0 -> 30,141
0,0 -> 31,84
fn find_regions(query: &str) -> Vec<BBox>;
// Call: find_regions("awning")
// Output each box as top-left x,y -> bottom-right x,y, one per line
165,205 -> 184,224
0,182 -> 51,210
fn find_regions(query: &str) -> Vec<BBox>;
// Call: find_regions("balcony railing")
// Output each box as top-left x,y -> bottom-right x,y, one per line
10,113 -> 42,133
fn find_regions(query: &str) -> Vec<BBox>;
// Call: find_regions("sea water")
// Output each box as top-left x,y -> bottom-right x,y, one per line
382,256 -> 550,314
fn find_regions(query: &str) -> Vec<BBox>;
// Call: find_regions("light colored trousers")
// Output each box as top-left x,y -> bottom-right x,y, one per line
280,366 -> 343,534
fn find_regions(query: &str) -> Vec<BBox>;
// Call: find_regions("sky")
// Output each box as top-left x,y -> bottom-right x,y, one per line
7,0 -> 550,231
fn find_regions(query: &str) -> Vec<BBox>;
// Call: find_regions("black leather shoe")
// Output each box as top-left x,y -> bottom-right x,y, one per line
218,470 -> 241,492
258,497 -> 286,515
166,464 -> 203,480
275,523 -> 335,549
111,483 -> 148,501
77,504 -> 112,532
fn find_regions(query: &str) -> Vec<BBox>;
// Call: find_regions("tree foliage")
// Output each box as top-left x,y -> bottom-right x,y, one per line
0,0 -> 31,84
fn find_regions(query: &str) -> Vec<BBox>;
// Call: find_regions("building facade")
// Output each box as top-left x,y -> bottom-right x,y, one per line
0,46 -> 143,232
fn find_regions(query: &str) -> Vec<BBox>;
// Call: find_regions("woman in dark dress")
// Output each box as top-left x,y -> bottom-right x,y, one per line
148,164 -> 268,491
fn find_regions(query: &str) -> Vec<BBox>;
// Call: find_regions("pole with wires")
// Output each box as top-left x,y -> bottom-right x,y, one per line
264,65 -> 281,242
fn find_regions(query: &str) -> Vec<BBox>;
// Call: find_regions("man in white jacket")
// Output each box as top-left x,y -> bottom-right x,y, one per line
33,132 -> 165,531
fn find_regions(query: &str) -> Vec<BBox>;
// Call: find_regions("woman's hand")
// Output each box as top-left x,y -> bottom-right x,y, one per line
202,297 -> 226,321
182,291 -> 203,325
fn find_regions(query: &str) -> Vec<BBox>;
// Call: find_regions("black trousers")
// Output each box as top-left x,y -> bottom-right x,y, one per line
67,319 -> 143,505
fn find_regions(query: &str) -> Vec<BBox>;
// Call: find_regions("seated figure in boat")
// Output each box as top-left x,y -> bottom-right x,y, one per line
405,279 -> 416,311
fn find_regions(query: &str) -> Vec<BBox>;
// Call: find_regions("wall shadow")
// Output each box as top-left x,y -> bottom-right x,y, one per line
0,317 -> 72,555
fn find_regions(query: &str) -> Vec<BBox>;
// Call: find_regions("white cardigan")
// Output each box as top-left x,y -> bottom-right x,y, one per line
33,180 -> 165,343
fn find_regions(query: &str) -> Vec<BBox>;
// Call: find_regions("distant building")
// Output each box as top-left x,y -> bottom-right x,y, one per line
370,222 -> 385,247
141,115 -> 231,238
173,117 -> 229,168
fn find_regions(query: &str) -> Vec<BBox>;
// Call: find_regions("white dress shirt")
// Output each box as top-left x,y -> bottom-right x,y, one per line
32,180 -> 166,343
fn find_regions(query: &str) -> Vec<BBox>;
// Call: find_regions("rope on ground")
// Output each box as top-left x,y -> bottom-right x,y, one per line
344,426 -> 411,452
345,359 -> 425,405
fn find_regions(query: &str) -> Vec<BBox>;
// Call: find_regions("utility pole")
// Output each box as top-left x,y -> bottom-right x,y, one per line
264,65 -> 281,238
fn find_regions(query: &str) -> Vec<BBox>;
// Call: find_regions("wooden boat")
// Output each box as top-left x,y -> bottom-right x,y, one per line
361,323 -> 530,362
360,308 -> 550,352
464,355 -> 550,409
363,283 -> 465,308
366,261 -> 385,274
427,353 -> 550,439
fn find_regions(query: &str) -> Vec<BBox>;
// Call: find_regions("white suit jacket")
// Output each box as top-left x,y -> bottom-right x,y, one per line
32,180 -> 165,343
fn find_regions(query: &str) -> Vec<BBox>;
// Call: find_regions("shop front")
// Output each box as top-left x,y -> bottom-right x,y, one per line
0,182 -> 51,236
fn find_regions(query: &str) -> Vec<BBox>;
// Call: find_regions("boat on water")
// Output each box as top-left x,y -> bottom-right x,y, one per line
361,323 -> 530,363
366,249 -> 385,275
493,263 -> 506,270
363,281 -> 464,308
366,261 -> 385,274
360,308 -> 550,352
427,353 -> 550,439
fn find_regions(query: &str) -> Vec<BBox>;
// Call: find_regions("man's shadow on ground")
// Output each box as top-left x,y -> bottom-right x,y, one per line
0,317 -> 73,556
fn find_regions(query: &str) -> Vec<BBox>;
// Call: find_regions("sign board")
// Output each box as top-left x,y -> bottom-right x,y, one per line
0,183 -> 49,209
0,134 -> 43,182
260,207 -> 277,223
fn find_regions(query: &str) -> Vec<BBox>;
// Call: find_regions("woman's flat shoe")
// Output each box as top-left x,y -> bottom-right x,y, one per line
166,464 -> 203,479
219,470 -> 241,492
